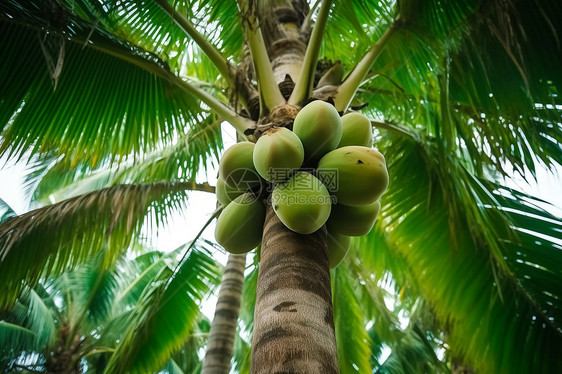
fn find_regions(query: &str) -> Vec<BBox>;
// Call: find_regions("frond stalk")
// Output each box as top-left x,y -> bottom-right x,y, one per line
289,0 -> 334,105
334,23 -> 396,111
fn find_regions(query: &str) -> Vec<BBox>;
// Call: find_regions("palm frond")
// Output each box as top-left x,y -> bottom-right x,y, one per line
0,288 -> 57,360
374,325 -> 446,374
374,131 -> 562,373
0,3 -> 201,165
68,0 -> 238,78
104,246 -> 220,374
84,250 -> 214,371
232,325 -> 252,374
355,221 -> 411,288
0,181 -> 191,308
330,0 -> 561,183
54,251 -> 120,328
490,185 -> 562,326
18,288 -> 57,348
332,262 -> 372,373
113,250 -> 174,312
168,314 -> 212,374
239,252 -> 259,335
323,0 -> 394,70
65,0 -> 201,77
349,233 -> 448,371
396,0 -> 477,37
29,116 -> 222,205
449,1 -> 561,113
0,197 -> 17,223
109,116 -> 223,185
347,255 -> 401,345
356,1 -> 562,178
90,310 -> 132,355
0,321 -> 36,358
31,166 -> 115,206
163,359 -> 187,374
447,0 -> 562,176
188,0 -> 244,60
152,0 -> 231,82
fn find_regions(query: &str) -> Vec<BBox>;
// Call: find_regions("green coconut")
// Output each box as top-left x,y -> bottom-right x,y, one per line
271,171 -> 332,234
216,177 -> 245,206
327,200 -> 381,236
219,142 -> 261,189
317,146 -> 388,206
292,100 -> 342,163
214,193 -> 266,254
338,112 -> 373,148
253,127 -> 304,182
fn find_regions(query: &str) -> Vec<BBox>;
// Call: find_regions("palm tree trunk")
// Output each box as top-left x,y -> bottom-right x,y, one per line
201,253 -> 247,374
45,324 -> 82,374
452,360 -> 475,374
250,205 -> 339,373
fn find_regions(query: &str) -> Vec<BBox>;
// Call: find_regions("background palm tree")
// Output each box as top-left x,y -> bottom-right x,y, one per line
201,253 -> 247,374
0,245 -> 220,373
1,0 -> 561,373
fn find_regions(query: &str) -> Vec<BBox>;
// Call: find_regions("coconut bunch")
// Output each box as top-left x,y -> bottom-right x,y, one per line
214,100 -> 388,268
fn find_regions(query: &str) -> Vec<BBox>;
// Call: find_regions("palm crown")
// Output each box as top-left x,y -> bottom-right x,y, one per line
1,0 -> 561,373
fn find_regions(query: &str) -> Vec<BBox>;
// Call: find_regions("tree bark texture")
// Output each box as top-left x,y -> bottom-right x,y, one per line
250,205 -> 339,374
201,254 -> 247,374
260,0 -> 308,97
45,324 -> 82,374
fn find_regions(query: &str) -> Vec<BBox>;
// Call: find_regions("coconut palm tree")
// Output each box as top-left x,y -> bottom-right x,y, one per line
201,253 -> 247,374
1,0 -> 562,373
0,246 -> 221,373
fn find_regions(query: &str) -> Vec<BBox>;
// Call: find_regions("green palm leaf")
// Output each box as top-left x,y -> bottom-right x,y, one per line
113,251 -> 172,312
0,288 -> 57,356
28,116 -> 221,205
69,0 -> 239,80
239,251 -> 259,335
104,245 -> 221,374
108,116 -> 223,185
0,181 -> 192,308
375,131 -> 562,373
332,262 -> 372,373
347,254 -> 401,345
347,1 -> 561,179
490,185 -> 562,325
16,288 -> 57,348
87,251 -> 178,369
168,314 -> 213,374
0,197 -> 17,223
163,359 -> 188,374
55,251 -> 120,327
374,325 -> 445,374
446,1 -> 562,176
190,0 -> 244,60
68,0 -> 201,74
349,232 -> 448,371
324,0 -> 394,69
0,3 -> 200,165
0,321 -> 36,362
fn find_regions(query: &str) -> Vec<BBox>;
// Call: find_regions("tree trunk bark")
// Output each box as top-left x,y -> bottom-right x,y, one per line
201,253 -> 247,374
452,360 -> 475,374
45,324 -> 82,374
250,205 -> 339,373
